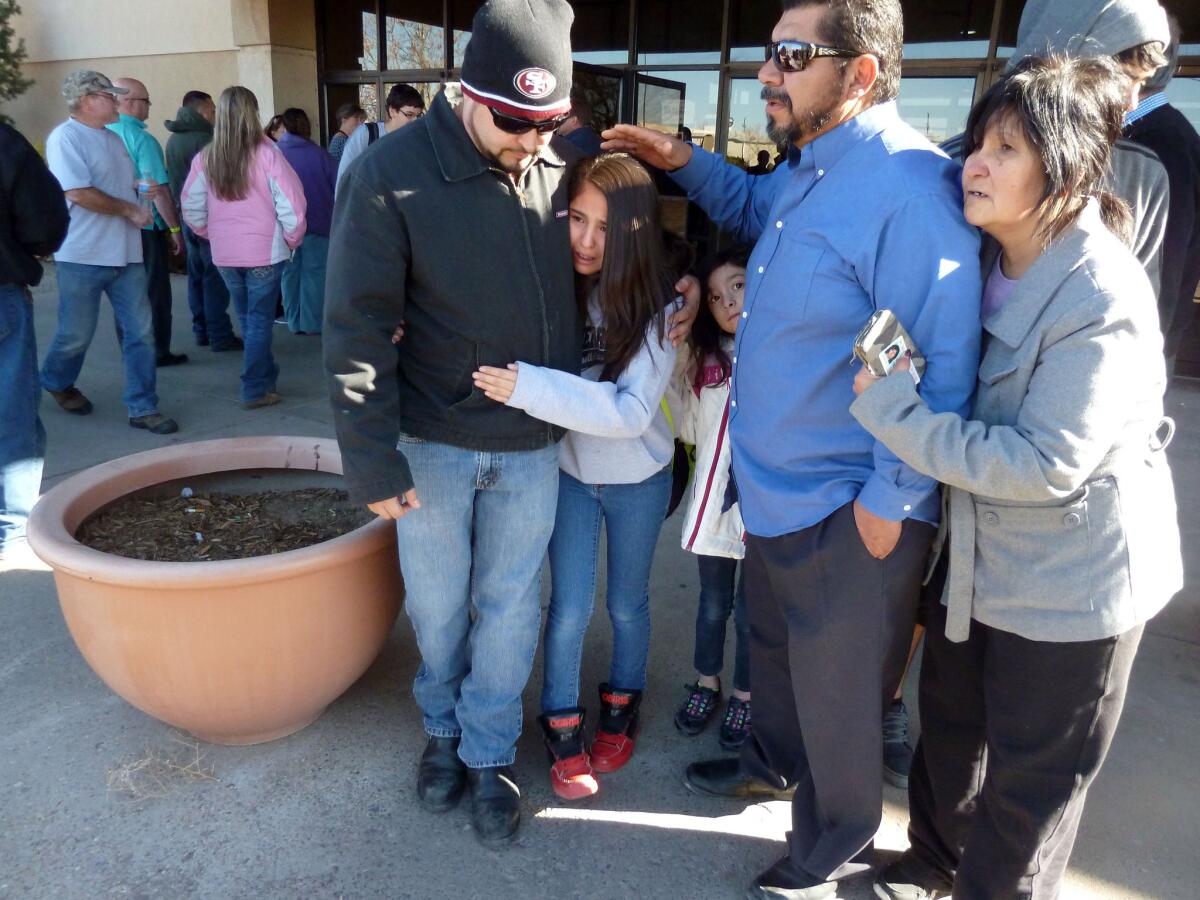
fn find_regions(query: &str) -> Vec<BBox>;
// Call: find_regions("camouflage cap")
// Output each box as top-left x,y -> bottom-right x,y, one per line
61,70 -> 128,104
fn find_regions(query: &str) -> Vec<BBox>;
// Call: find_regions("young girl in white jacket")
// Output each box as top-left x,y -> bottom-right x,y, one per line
672,247 -> 752,750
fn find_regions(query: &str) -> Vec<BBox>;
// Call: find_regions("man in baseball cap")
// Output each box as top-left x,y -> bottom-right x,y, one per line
324,0 -> 579,847
41,69 -> 179,434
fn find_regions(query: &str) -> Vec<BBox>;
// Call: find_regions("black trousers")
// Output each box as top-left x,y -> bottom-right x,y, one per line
906,577 -> 1143,900
141,228 -> 174,356
740,501 -> 935,883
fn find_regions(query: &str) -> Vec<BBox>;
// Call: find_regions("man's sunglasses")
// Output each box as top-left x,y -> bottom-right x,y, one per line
488,106 -> 573,135
766,39 -> 862,72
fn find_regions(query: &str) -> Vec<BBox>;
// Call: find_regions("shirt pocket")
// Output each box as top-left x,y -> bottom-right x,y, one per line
763,235 -> 825,323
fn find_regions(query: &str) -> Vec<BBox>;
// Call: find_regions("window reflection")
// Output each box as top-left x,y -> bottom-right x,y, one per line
637,0 -> 721,65
383,0 -> 445,70
636,70 -> 719,150
729,4 -> 777,63
897,77 -> 976,144
901,0 -> 992,59
573,0 -> 631,65
726,77 -> 775,168
322,1 -> 378,72
450,0 -> 484,67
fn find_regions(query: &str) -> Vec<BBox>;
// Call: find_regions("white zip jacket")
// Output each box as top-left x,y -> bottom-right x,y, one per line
676,341 -> 745,559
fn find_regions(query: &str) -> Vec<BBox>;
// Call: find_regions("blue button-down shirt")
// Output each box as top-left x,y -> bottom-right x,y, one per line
673,101 -> 982,537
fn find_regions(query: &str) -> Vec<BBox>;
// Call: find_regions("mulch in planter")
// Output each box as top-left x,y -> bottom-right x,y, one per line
76,488 -> 374,562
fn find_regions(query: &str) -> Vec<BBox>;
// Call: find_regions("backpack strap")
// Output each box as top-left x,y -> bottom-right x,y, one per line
366,122 -> 379,145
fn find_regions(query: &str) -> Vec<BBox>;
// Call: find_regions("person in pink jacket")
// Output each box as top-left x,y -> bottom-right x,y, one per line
181,85 -> 305,408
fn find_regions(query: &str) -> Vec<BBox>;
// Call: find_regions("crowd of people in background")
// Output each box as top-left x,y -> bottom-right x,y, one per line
2,0 -> 1199,898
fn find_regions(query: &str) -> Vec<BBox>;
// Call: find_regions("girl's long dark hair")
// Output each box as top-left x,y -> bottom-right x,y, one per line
689,245 -> 750,393
571,154 -> 676,381
962,54 -> 1132,246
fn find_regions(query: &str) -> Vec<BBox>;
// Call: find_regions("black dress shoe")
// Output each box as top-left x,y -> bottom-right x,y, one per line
416,736 -> 466,812
746,856 -> 838,899
156,351 -> 189,367
211,336 -> 244,352
467,766 -> 521,847
684,757 -> 795,800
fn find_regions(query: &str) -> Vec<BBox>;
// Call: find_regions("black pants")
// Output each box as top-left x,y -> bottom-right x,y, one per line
906,578 -> 1143,900
739,501 -> 935,883
141,228 -> 174,356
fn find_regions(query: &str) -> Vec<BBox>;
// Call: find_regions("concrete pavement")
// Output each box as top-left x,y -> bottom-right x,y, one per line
1,268 -> 1197,899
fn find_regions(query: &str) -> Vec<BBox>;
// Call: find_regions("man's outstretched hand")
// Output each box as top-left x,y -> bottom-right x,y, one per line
601,124 -> 694,172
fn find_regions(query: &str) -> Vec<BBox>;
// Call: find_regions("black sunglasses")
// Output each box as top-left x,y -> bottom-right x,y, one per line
766,39 -> 862,72
488,106 -> 573,135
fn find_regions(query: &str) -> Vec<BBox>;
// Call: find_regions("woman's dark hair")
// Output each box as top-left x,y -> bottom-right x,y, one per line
570,153 -> 675,382
264,113 -> 284,141
962,54 -> 1132,245
280,107 -> 311,139
689,245 -> 751,393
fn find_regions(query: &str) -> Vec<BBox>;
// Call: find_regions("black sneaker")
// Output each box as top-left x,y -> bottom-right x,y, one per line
883,699 -> 913,788
873,854 -> 954,899
719,696 -> 752,751
674,681 -> 721,736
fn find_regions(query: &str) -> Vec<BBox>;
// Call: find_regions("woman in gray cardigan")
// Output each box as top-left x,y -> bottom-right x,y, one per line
852,57 -> 1182,900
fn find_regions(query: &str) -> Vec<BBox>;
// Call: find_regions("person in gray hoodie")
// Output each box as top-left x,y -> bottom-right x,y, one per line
941,0 -> 1172,298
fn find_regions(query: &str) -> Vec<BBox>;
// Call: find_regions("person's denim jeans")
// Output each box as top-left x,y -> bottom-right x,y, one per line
693,554 -> 751,693
0,284 -> 45,552
183,225 -> 234,348
280,233 -> 328,334
393,437 -> 560,768
217,263 -> 283,403
541,466 -> 672,713
40,262 -> 158,417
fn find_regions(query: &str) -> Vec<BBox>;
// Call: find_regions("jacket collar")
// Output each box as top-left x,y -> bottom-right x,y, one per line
116,113 -> 147,131
277,131 -> 309,149
794,100 -> 899,177
983,200 -> 1103,347
427,83 -> 565,184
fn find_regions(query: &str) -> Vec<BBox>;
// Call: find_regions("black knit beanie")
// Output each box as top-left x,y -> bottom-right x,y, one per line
460,0 -> 574,120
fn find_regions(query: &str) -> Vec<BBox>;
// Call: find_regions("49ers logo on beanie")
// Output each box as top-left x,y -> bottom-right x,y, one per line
460,0 -> 573,120
514,68 -> 556,100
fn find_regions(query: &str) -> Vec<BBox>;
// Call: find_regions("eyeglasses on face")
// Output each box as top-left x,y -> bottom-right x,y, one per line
488,106 -> 572,135
398,107 -> 424,120
766,39 -> 862,72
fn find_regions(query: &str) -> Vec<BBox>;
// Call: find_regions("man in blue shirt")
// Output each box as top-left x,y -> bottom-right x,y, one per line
607,0 -> 981,896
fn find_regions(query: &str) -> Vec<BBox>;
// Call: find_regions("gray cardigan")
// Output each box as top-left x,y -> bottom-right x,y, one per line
851,202 -> 1182,643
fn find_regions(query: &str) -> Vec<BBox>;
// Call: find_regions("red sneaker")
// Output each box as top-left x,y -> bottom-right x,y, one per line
539,708 -> 598,800
590,684 -> 643,774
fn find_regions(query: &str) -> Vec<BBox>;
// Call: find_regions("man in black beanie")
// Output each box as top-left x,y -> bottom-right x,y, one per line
323,0 -> 579,847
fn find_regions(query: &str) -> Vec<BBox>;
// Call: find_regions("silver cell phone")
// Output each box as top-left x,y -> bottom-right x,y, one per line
852,309 -> 926,382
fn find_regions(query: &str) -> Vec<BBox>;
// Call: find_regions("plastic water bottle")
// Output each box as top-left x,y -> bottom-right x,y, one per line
136,170 -> 154,210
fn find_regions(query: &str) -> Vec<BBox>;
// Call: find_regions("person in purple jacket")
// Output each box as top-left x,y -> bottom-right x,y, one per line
276,108 -> 337,335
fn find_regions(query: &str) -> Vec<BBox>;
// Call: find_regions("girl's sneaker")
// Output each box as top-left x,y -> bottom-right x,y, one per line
718,696 -> 751,751
590,684 -> 642,773
673,681 -> 722,736
539,708 -> 598,800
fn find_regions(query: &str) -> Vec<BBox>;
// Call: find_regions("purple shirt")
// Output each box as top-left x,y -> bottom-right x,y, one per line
982,254 -> 1019,321
277,132 -> 337,236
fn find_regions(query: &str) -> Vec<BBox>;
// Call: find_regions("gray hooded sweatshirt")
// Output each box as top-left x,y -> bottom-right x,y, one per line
943,0 -> 1172,296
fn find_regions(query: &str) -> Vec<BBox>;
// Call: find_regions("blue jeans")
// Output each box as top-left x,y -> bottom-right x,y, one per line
280,233 -> 328,334
541,466 -> 672,713
218,263 -> 283,403
183,225 -> 234,348
393,437 -> 560,768
694,554 -> 751,693
40,262 -> 158,417
0,285 -> 44,551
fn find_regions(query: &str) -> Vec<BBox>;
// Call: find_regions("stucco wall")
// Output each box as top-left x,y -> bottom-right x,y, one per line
5,0 -> 317,151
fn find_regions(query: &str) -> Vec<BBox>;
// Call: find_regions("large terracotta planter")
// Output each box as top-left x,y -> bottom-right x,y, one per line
27,436 -> 401,745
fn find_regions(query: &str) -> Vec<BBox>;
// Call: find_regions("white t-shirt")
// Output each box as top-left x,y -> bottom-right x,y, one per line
334,120 -> 386,197
46,117 -> 143,266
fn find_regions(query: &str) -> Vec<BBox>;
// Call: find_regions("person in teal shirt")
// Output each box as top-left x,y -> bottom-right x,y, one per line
106,77 -> 188,366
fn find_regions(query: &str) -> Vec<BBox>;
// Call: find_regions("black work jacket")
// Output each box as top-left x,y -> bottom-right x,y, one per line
0,123 -> 69,287
323,87 -> 581,504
